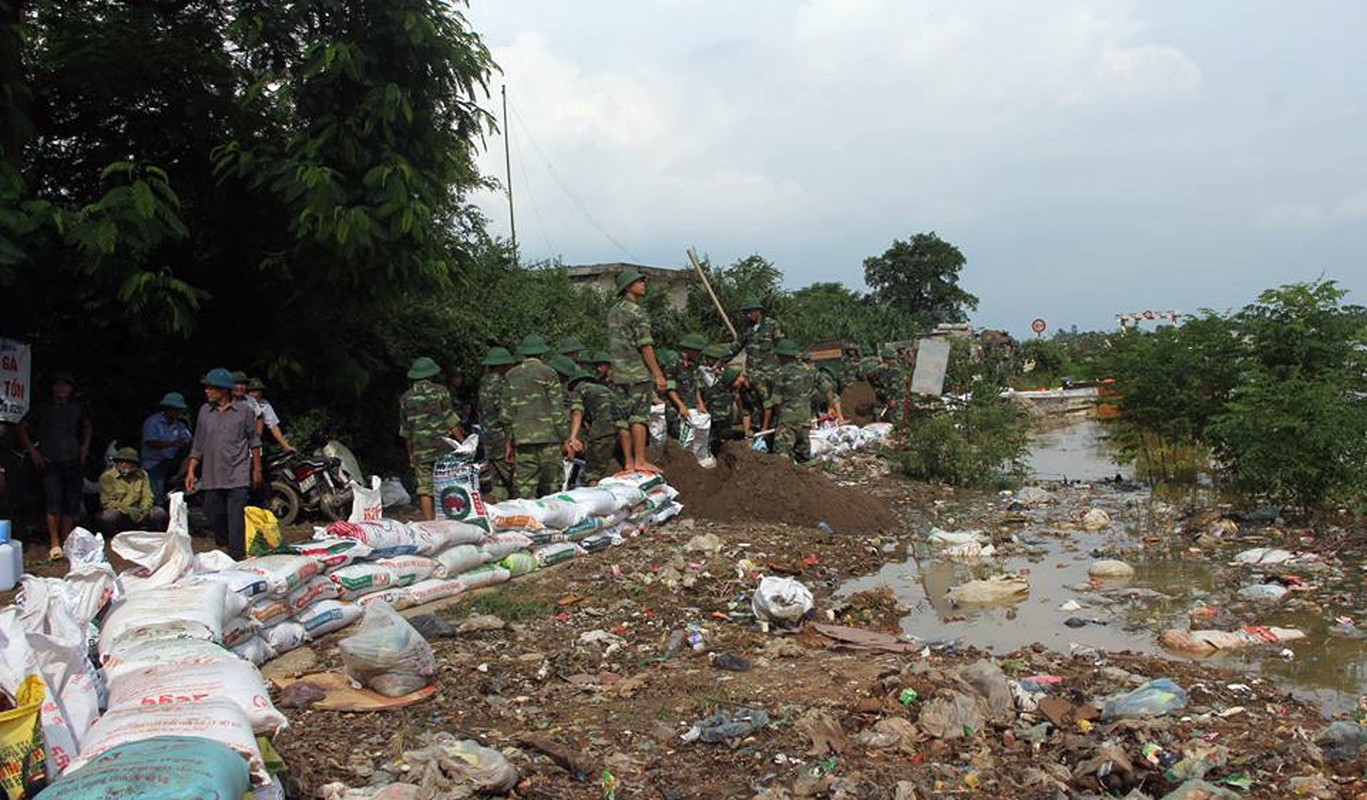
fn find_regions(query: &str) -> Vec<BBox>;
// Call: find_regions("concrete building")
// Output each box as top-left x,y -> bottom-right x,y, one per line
566,263 -> 697,311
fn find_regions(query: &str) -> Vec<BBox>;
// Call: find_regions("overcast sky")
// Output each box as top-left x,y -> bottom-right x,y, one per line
464,1 -> 1366,336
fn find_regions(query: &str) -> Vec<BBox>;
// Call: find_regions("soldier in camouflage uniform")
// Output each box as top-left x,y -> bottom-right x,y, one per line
500,335 -> 567,499
558,335 -> 588,368
477,347 -> 517,502
399,356 -> 461,520
839,343 -> 863,392
700,344 -> 744,455
567,352 -> 626,482
770,340 -> 815,462
664,333 -> 706,441
812,361 -> 844,421
607,268 -> 667,473
727,295 -> 784,408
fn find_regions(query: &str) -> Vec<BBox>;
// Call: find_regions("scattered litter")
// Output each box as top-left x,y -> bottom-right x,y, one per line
681,709 -> 770,744
947,574 -> 1029,607
751,576 -> 813,626
1081,509 -> 1111,531
1101,678 -> 1187,721
1088,559 -> 1135,579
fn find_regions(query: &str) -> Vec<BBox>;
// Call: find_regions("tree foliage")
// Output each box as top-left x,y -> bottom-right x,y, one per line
863,232 -> 978,328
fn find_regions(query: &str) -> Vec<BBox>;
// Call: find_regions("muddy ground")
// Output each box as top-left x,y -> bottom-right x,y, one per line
249,448 -> 1367,800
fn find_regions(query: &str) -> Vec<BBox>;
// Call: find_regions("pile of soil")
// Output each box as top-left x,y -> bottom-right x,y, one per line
658,440 -> 898,534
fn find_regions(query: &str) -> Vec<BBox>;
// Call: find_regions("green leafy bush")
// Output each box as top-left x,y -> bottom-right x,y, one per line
894,381 -> 1032,488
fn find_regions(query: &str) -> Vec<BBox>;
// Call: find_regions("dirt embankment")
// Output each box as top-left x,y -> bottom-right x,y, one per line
659,441 -> 898,535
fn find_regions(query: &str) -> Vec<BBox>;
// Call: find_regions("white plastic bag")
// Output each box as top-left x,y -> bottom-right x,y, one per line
648,402 -> 667,443
338,602 -> 436,697
262,620 -> 308,654
681,409 -> 713,466
380,477 -> 411,509
111,492 -> 193,593
752,576 -> 813,626
348,476 -> 384,522
106,657 -> 287,734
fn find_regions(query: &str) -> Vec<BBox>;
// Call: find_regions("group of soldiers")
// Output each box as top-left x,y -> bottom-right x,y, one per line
397,267 -> 913,519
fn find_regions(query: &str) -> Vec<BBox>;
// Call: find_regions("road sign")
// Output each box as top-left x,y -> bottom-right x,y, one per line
1030,318 -> 1047,335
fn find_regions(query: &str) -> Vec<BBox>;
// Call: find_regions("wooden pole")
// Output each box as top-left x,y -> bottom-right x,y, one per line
686,245 -> 738,341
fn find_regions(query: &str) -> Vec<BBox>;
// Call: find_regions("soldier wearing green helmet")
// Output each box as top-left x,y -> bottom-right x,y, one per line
500,335 -> 568,498
569,350 -> 627,481
97,447 -> 168,534
606,267 -> 667,473
663,333 -> 707,442
726,295 -> 784,431
399,356 -> 461,520
768,340 -> 814,462
477,346 -> 517,501
557,335 -> 588,367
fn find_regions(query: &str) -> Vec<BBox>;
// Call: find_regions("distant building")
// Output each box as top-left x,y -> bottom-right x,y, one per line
566,263 -> 697,311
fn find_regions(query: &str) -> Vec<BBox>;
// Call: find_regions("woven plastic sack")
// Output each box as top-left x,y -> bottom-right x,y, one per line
36,736 -> 250,800
106,657 -> 287,734
432,545 -> 487,579
407,520 -> 486,555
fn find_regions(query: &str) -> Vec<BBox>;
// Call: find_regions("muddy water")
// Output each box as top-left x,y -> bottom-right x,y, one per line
843,419 -> 1367,715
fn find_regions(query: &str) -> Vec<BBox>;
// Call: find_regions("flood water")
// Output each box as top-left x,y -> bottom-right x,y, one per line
842,419 -> 1367,715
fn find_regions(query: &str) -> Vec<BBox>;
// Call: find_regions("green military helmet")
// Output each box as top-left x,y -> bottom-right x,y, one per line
548,355 -> 579,378
879,344 -> 896,359
702,343 -> 728,360
586,350 -> 614,366
517,334 -> 551,357
246,376 -> 265,392
567,369 -> 595,387
557,335 -> 586,356
614,267 -> 646,294
678,332 -> 708,352
774,339 -> 802,358
657,349 -> 679,368
202,367 -> 236,389
738,295 -> 764,311
407,356 -> 441,380
112,446 -> 140,463
481,346 -> 516,366
721,366 -> 743,386
231,370 -> 249,384
158,391 -> 188,410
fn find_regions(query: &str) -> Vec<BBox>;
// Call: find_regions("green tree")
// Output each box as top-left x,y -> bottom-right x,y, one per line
862,232 -> 978,327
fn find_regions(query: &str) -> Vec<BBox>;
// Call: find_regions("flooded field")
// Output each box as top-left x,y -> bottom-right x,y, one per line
842,419 -> 1367,715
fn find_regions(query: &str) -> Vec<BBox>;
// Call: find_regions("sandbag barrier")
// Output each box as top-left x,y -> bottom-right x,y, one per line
1,469 -> 681,798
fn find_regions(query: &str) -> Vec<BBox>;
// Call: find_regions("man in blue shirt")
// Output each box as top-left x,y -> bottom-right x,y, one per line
141,392 -> 192,504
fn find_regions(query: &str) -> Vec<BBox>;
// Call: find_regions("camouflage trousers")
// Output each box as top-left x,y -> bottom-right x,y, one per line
772,419 -> 811,463
483,435 -> 515,503
583,435 -> 621,483
514,442 -> 563,500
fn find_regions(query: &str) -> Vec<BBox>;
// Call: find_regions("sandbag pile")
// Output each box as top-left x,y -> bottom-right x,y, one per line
808,422 -> 894,462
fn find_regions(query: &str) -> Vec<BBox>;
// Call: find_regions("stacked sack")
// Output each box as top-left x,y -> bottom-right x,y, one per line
808,421 -> 895,462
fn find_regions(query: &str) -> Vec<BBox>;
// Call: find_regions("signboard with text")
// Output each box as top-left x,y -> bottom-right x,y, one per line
0,338 -> 31,423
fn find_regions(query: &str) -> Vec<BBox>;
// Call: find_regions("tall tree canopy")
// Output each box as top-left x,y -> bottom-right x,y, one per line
862,232 -> 979,327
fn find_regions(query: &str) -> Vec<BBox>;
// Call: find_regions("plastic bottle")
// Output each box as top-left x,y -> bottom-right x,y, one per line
0,520 -> 17,592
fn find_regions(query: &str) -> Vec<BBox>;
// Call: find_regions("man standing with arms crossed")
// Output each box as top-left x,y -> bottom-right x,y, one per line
185,367 -> 261,559
607,268 -> 667,473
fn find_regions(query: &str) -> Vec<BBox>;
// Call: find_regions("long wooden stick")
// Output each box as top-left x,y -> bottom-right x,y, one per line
687,245 -> 738,341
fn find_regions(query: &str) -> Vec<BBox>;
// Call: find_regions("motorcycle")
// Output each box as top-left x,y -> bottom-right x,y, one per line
266,434 -> 364,526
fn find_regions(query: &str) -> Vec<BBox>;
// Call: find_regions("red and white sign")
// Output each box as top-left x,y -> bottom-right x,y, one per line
0,338 -> 31,423
1030,318 -> 1048,335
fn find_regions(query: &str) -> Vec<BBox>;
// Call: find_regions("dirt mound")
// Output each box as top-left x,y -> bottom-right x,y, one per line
657,440 -> 898,534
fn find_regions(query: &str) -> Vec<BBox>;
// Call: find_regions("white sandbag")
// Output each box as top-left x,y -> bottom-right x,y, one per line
221,616 -> 260,648
194,569 -> 271,600
355,588 -> 414,611
68,700 -> 269,786
99,580 -> 245,655
280,537 -> 372,571
339,602 -> 436,697
103,637 -> 239,682
926,528 -> 986,547
11,579 -> 102,762
652,501 -> 683,524
487,498 -> 586,531
680,409 -> 713,465
456,565 -> 511,591
374,555 -> 437,587
554,487 -> 624,516
405,579 -> 466,606
380,477 -> 411,509
598,483 -> 647,510
433,438 -> 493,532
236,554 -> 323,597
407,520 -> 486,555
192,550 -> 238,574
1089,560 -> 1136,579
284,574 -> 341,613
533,542 -> 582,567
1081,508 -> 1111,531
230,636 -> 276,666
296,600 -> 363,638
245,595 -> 292,626
111,492 -> 193,593
478,532 -> 533,562
1233,547 -> 1299,566
348,475 -> 384,523
432,545 -> 488,579
648,402 -> 667,443
106,657 -> 287,735
752,576 -> 814,626
329,563 -> 396,600
262,620 -> 308,654
947,575 -> 1030,607
323,519 -> 418,555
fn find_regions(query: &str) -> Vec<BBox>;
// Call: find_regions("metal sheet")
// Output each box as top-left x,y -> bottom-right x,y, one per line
910,337 -> 951,396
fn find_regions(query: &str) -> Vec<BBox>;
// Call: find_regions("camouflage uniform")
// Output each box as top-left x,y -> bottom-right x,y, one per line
771,360 -> 815,462
701,366 -> 744,454
664,354 -> 702,441
729,315 -> 784,400
399,379 -> 459,496
813,366 -> 839,417
477,371 -> 514,502
607,298 -> 655,425
500,357 -> 567,499
577,379 -> 624,481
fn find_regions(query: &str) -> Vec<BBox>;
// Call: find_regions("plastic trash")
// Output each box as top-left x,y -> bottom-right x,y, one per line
751,576 -> 813,626
1157,626 -> 1306,656
946,574 -> 1029,607
1081,508 -> 1111,531
1088,560 -> 1135,579
1237,583 -> 1289,603
1159,780 -> 1240,800
710,652 -> 751,672
1315,720 -> 1367,763
338,601 -> 437,697
1232,547 -> 1297,566
917,690 -> 984,739
402,733 -> 518,795
958,660 -> 1014,723
379,477 -> 411,509
1101,678 -> 1187,721
680,708 -> 770,743
925,528 -> 986,547
1014,486 -> 1055,507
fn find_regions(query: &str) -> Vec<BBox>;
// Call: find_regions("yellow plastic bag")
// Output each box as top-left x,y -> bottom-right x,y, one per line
244,506 -> 282,557
0,675 -> 48,800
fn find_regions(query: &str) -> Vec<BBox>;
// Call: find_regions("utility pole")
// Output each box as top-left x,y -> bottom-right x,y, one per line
502,84 -> 517,261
